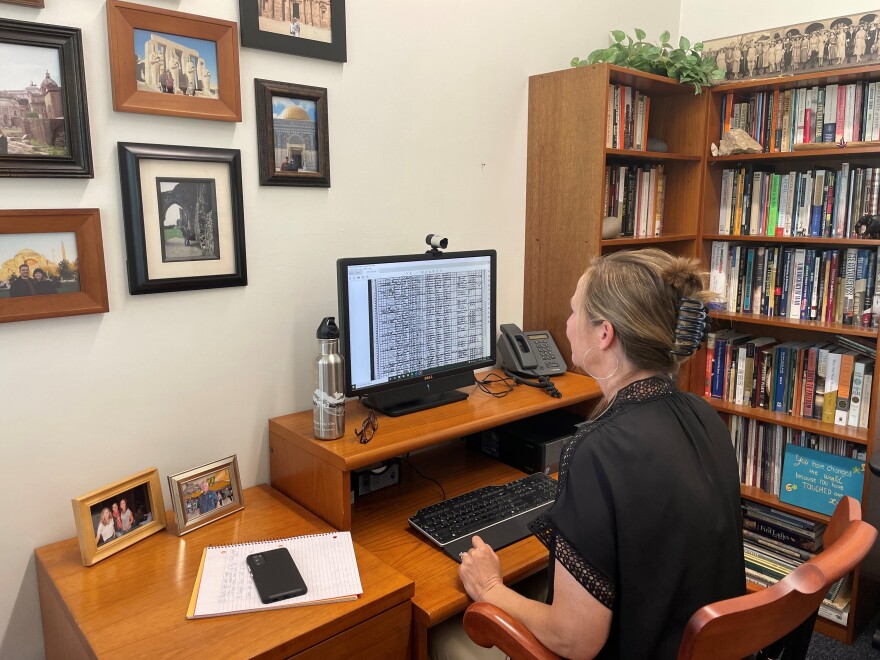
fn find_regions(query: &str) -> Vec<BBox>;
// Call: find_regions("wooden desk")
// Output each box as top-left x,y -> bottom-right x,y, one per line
36,486 -> 415,660
269,372 -> 602,658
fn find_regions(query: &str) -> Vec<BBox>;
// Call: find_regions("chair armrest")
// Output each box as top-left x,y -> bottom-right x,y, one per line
463,602 -> 561,660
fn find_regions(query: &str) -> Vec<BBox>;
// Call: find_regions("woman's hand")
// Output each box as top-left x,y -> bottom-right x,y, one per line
459,535 -> 503,602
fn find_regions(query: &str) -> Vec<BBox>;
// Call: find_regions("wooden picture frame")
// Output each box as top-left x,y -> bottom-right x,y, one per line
72,467 -> 167,566
106,0 -> 242,122
238,0 -> 346,63
1,0 -> 45,7
255,79 -> 330,187
118,142 -> 247,294
0,209 -> 108,323
0,18 -> 93,177
167,455 -> 244,536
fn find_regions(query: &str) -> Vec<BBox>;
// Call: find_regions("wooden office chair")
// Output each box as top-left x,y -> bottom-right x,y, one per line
463,496 -> 876,660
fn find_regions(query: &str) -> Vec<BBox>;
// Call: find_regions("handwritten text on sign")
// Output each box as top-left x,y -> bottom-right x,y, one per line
779,444 -> 864,516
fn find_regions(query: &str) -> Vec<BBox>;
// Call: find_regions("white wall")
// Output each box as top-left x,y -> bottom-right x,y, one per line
0,1 -> 681,657
680,0 -> 875,41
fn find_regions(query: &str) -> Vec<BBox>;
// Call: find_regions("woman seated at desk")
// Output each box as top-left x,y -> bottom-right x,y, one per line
433,249 -> 745,660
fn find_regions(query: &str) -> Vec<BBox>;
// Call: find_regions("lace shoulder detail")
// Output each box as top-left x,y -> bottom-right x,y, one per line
530,513 -> 616,608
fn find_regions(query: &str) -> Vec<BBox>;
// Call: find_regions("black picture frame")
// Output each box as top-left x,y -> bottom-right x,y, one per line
255,79 -> 330,187
238,0 -> 346,63
0,18 -> 93,178
118,142 -> 247,295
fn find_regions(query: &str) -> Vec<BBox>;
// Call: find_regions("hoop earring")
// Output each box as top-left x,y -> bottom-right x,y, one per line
581,347 -> 619,381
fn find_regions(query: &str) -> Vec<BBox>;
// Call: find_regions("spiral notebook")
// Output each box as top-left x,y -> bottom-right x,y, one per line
186,531 -> 363,618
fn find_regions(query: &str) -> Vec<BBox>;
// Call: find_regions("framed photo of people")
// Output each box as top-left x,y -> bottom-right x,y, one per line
72,467 -> 167,566
0,18 -> 93,177
704,9 -> 880,82
106,0 -> 242,122
0,209 -> 109,323
167,455 -> 244,536
118,142 -> 248,294
255,79 -> 330,187
238,0 -> 346,63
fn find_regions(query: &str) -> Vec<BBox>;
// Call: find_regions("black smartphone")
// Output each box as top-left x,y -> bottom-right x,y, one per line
246,547 -> 308,604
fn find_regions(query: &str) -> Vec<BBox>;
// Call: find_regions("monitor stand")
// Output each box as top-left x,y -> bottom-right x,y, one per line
363,390 -> 468,417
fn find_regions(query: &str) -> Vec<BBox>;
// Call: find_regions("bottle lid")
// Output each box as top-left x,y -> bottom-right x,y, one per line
317,316 -> 339,340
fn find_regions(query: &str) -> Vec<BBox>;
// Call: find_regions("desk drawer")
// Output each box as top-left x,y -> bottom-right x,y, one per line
290,601 -> 411,660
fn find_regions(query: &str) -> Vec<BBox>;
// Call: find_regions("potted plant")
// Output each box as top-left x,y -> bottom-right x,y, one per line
572,29 -> 724,93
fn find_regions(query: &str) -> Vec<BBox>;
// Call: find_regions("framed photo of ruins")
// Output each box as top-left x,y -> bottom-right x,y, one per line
255,79 -> 330,187
238,0 -> 346,63
118,142 -> 248,295
106,0 -> 242,122
0,18 -> 93,177
0,209 -> 109,323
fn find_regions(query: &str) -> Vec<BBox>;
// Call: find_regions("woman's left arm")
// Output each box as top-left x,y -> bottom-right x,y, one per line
460,536 -> 612,660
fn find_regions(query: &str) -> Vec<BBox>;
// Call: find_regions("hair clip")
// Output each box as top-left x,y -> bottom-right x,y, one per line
670,298 -> 708,357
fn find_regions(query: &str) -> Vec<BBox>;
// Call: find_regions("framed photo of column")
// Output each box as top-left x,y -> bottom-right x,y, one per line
0,209 -> 109,323
118,142 -> 248,294
255,79 -> 330,187
238,0 -> 346,63
0,18 -> 93,177
106,0 -> 242,122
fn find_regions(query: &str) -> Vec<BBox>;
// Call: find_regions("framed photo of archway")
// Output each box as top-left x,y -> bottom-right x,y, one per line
255,78 -> 330,187
118,142 -> 248,294
106,0 -> 242,122
238,0 -> 346,63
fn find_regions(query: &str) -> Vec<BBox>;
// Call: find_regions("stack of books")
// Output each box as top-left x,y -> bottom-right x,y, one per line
719,81 -> 880,152
708,242 -> 880,328
706,332 -> 874,430
716,164 -> 879,238
606,84 -> 650,150
741,500 -> 851,625
602,164 -> 666,238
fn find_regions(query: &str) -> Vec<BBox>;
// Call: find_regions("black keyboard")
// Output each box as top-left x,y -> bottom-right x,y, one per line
408,472 -> 557,562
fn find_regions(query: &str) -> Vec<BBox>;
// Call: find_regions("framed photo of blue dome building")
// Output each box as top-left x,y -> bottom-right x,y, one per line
255,79 -> 330,187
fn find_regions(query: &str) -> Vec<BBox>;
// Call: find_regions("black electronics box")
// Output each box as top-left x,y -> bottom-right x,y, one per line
465,410 -> 583,474
350,459 -> 401,502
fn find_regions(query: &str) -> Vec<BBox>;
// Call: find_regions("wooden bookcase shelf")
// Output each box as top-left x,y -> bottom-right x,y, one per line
606,148 -> 701,161
709,145 -> 880,163
601,233 -> 696,247
703,234 -> 880,247
708,310 -> 878,337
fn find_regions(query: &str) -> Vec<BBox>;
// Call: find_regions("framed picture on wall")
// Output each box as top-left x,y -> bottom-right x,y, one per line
255,79 -> 330,187
238,0 -> 346,63
106,0 -> 242,122
0,209 -> 109,323
1,0 -> 45,7
72,467 -> 167,566
0,18 -> 93,177
167,455 -> 244,536
118,142 -> 248,295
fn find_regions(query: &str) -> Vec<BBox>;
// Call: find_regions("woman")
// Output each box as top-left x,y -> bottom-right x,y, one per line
451,250 -> 745,659
95,508 -> 115,546
111,502 -> 123,537
32,268 -> 55,295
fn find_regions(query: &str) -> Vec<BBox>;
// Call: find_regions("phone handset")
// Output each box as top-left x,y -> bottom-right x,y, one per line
499,323 -> 538,371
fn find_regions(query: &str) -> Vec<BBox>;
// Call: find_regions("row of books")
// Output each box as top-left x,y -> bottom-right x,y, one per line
708,334 -> 874,429
729,415 -> 867,496
741,500 -> 851,625
605,84 -> 650,150
708,243 -> 880,327
719,81 -> 880,153
602,164 -> 666,238
716,164 -> 880,238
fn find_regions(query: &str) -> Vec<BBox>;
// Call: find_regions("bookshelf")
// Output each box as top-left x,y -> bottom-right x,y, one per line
523,63 -> 707,365
696,63 -> 880,644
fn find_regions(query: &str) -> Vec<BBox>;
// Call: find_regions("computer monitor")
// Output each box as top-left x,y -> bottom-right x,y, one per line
337,249 -> 496,416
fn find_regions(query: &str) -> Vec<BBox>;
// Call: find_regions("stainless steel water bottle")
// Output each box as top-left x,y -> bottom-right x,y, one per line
313,317 -> 345,439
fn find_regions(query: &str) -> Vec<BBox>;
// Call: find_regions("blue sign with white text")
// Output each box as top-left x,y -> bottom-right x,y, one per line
779,444 -> 864,516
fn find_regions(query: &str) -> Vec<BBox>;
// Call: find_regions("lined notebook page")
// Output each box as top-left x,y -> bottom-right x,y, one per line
187,531 -> 363,618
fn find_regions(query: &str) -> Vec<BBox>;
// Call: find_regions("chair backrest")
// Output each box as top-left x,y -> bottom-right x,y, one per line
676,496 -> 877,660
463,497 -> 876,660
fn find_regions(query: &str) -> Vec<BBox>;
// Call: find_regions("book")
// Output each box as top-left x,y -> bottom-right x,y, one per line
186,532 -> 363,619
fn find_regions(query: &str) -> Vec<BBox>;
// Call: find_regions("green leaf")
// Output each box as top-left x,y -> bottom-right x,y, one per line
679,35 -> 690,51
611,30 -> 626,42
586,48 -> 606,64
693,42 -> 704,52
570,56 -> 581,67
660,30 -> 670,43
635,27 -> 646,41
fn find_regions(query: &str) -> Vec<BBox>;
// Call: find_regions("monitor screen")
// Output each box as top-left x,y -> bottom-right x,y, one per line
337,250 -> 496,415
